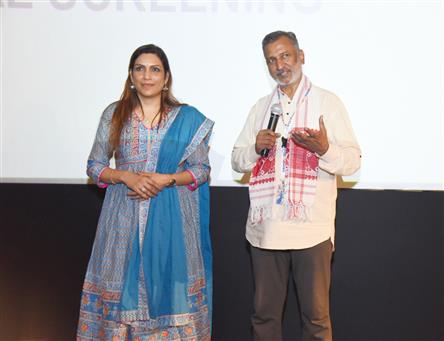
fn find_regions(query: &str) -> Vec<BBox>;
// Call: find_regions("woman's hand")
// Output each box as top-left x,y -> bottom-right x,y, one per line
126,172 -> 174,200
122,171 -> 162,200
140,172 -> 173,188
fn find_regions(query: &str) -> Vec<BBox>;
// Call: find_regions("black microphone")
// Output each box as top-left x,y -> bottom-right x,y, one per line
261,103 -> 283,157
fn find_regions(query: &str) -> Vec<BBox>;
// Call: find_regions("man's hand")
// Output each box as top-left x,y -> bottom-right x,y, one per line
255,129 -> 281,155
290,116 -> 329,155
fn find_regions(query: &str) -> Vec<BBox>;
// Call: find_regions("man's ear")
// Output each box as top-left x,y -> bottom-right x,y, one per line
299,49 -> 305,65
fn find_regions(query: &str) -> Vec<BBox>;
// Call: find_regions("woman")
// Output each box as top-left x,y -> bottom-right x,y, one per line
77,44 -> 214,341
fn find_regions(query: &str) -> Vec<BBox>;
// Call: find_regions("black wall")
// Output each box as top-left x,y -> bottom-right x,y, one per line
0,184 -> 443,341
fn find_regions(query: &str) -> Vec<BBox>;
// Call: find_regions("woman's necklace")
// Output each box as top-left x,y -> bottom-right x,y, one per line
142,112 -> 160,127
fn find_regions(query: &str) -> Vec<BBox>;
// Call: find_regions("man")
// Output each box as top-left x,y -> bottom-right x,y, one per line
231,31 -> 361,341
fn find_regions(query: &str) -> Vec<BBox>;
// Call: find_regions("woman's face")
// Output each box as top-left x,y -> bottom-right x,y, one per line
130,53 -> 169,101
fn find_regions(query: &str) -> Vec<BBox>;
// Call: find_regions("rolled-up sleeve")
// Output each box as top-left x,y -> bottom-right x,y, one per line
87,103 -> 115,186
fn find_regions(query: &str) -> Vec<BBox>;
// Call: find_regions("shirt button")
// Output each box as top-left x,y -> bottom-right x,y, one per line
286,112 -> 289,115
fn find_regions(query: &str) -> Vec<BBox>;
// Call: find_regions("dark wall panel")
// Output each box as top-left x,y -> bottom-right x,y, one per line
0,184 -> 443,341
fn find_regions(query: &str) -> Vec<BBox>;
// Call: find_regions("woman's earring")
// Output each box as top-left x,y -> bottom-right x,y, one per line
162,84 -> 169,91
130,84 -> 135,90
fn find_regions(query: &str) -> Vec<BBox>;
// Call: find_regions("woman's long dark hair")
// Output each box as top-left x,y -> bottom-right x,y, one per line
109,44 -> 181,152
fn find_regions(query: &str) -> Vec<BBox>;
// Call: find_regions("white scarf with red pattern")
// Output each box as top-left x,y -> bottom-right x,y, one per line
249,75 -> 319,224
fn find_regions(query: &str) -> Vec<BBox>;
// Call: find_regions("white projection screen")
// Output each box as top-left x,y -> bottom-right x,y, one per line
1,0 -> 443,190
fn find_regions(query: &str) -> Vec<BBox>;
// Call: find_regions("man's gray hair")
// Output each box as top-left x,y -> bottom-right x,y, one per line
262,31 -> 299,54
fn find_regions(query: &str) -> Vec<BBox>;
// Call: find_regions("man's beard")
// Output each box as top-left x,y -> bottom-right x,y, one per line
275,69 -> 300,88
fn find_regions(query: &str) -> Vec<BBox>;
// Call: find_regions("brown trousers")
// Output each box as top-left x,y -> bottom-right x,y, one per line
250,239 -> 333,341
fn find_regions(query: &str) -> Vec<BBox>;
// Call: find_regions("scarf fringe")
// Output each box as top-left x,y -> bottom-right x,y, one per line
285,201 -> 308,222
250,202 -> 309,224
250,205 -> 273,225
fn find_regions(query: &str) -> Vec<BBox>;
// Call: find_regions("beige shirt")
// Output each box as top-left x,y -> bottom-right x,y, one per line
232,83 -> 361,250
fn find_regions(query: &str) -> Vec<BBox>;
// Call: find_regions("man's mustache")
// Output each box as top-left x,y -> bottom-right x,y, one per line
276,68 -> 290,77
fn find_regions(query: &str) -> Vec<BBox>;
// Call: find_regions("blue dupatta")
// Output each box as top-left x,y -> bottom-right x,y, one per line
120,105 -> 212,321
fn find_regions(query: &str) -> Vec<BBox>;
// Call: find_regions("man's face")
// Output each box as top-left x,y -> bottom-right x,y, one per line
264,36 -> 305,95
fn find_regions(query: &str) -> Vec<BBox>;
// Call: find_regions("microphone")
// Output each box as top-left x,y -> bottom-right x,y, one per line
261,103 -> 283,157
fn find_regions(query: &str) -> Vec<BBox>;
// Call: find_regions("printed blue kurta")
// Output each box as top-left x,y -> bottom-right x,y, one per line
77,104 -> 214,341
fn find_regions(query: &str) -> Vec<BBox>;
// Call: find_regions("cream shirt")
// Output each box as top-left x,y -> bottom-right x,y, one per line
232,83 -> 361,250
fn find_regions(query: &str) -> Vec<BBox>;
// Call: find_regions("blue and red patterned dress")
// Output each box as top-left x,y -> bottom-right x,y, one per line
77,103 -> 213,341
